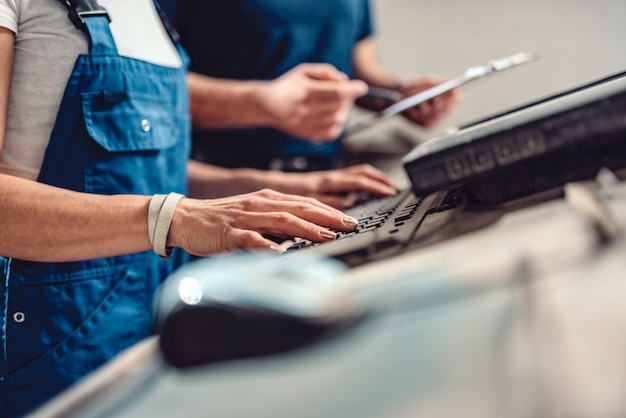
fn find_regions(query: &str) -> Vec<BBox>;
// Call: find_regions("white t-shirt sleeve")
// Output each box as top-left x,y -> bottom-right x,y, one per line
0,0 -> 19,33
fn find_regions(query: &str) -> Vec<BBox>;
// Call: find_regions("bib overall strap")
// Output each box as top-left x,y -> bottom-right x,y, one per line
153,0 -> 181,43
56,0 -> 117,55
56,0 -> 109,30
152,0 -> 190,67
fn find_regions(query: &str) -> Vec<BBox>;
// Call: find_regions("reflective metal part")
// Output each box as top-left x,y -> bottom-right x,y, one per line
487,52 -> 540,72
178,277 -> 203,305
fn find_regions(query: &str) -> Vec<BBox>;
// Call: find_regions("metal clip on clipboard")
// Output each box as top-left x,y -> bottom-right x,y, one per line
344,52 -> 540,137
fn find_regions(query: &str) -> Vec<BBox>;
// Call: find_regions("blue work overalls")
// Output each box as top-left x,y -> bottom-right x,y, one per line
0,7 -> 190,417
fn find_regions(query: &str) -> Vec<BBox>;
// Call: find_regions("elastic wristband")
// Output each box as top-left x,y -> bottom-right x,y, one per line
148,194 -> 167,247
148,193 -> 184,258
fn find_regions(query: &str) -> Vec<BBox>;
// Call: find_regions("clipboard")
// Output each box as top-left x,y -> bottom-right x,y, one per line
345,52 -> 539,137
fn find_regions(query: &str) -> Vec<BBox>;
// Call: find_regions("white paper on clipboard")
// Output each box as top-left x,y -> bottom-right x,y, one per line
344,52 -> 539,137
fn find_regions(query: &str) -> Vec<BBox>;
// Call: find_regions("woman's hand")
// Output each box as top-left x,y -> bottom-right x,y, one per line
169,189 -> 359,256
263,164 -> 399,209
396,75 -> 463,128
261,63 -> 368,141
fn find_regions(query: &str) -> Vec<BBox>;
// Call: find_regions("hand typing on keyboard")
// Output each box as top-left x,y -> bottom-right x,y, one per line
285,189 -> 425,253
261,164 -> 399,209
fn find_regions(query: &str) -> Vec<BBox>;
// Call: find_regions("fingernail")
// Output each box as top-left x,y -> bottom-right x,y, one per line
343,216 -> 359,228
319,229 -> 337,240
269,245 -> 285,254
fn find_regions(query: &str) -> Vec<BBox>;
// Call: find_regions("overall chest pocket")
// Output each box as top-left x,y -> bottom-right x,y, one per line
81,90 -> 189,195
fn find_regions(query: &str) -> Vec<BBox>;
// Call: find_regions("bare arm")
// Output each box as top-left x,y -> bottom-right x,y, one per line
187,72 -> 270,130
187,160 -> 398,209
352,37 -> 401,89
0,174 -> 152,261
0,27 -> 12,153
188,63 -> 367,141
186,160 -> 265,199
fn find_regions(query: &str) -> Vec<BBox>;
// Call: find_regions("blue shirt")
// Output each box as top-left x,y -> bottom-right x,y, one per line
168,0 -> 374,169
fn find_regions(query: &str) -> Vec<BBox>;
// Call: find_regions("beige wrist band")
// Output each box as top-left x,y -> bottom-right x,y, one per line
148,192 -> 184,258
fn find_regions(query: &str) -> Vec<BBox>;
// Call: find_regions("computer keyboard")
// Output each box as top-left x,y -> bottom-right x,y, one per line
284,189 -> 434,265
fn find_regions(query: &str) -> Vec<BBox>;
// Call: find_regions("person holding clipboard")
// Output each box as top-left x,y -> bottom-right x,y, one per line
163,0 -> 463,172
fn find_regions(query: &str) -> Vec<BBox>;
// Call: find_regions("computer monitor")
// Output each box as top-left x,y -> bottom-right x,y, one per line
403,71 -> 626,204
